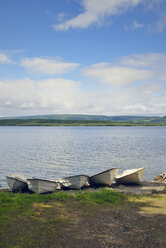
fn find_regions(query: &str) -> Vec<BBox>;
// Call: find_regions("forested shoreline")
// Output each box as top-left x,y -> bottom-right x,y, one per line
0,118 -> 166,126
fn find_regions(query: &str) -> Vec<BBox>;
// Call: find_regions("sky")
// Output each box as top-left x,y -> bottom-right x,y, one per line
0,0 -> 166,117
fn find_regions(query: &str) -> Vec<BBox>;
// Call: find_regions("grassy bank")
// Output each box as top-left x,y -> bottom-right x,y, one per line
0,190 -> 166,248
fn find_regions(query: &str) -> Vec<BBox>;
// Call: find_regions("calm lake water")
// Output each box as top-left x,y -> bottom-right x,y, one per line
0,126 -> 166,188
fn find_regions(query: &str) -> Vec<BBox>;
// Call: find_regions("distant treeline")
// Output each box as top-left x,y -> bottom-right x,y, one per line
0,118 -> 166,126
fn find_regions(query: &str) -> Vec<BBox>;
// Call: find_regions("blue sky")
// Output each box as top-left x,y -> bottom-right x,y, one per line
0,0 -> 166,117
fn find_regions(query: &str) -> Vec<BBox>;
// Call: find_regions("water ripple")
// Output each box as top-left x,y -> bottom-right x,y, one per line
0,126 -> 166,187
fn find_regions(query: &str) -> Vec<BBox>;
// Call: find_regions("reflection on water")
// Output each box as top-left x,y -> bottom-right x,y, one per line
0,126 -> 166,187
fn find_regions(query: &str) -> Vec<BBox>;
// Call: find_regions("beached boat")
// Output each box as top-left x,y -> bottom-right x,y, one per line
27,178 -> 61,194
89,168 -> 119,186
58,175 -> 90,190
6,174 -> 28,192
115,167 -> 145,185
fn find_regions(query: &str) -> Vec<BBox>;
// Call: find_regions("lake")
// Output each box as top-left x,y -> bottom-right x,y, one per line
0,126 -> 166,188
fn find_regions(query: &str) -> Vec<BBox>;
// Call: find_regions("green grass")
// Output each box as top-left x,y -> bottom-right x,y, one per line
0,191 -> 70,212
73,189 -> 126,204
0,189 -> 127,233
0,189 -> 126,221
0,191 -> 72,225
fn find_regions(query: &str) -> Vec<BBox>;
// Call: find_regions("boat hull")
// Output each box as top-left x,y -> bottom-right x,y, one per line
115,168 -> 145,185
90,168 -> 119,186
59,175 -> 89,190
6,175 -> 28,192
27,178 -> 61,194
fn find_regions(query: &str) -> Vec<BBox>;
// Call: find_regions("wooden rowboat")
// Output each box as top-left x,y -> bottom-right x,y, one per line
6,174 -> 28,192
89,168 -> 119,186
115,167 -> 145,185
27,178 -> 61,194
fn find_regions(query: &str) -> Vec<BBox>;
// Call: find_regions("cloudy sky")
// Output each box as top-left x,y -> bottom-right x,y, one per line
0,0 -> 166,117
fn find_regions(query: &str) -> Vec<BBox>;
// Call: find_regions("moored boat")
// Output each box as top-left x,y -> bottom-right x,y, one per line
58,175 -> 90,190
89,168 -> 119,186
115,167 -> 145,185
27,178 -> 61,194
6,174 -> 28,192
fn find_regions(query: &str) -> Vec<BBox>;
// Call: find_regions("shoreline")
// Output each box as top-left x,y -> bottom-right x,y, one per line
0,124 -> 166,127
1,180 -> 166,195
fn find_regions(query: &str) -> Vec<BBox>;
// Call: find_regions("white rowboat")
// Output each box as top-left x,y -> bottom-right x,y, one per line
58,175 -> 89,190
89,168 -> 119,186
27,178 -> 61,194
6,174 -> 28,192
115,167 -> 145,185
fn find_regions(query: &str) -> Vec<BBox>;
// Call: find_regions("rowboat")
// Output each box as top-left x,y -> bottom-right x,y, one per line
115,167 -> 145,185
6,174 -> 28,192
89,168 -> 119,186
27,178 -> 61,194
58,175 -> 90,190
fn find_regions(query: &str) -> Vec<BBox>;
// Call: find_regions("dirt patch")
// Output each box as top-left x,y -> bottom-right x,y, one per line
111,180 -> 166,194
1,192 -> 166,248
51,197 -> 166,248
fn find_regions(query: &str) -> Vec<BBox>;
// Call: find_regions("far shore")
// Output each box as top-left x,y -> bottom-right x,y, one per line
0,118 -> 166,126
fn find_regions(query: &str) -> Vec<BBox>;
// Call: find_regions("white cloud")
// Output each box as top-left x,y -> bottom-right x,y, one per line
138,82 -> 164,95
125,104 -> 148,111
0,76 -> 166,116
53,0 -> 144,30
83,53 -> 166,86
155,12 -> 166,32
83,83 -> 166,116
119,53 -> 166,82
1,52 -> 166,116
0,51 -> 15,64
20,57 -> 79,75
145,0 -> 166,33
52,0 -> 166,33
119,53 -> 166,68
124,20 -> 144,31
57,13 -> 66,22
0,78 -> 84,115
132,20 -> 144,29
83,63 -> 151,85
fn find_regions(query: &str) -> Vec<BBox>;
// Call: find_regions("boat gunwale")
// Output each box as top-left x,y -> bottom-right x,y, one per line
27,178 -> 59,183
6,175 -> 27,184
115,167 -> 145,180
63,174 -> 89,179
90,168 -> 119,179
